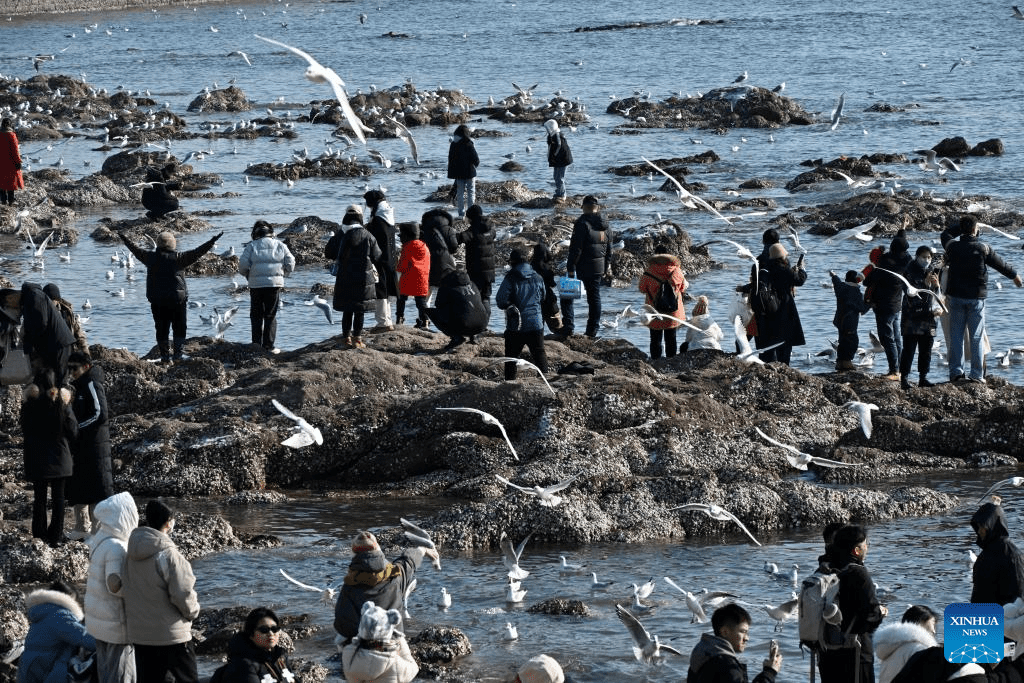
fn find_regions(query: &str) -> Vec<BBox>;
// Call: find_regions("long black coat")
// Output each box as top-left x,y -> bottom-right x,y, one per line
20,282 -> 75,371
366,214 -> 398,298
325,227 -> 382,313
457,216 -> 496,283
864,250 -> 912,313
66,365 -> 113,505
754,258 -> 807,347
21,385 -> 78,481
446,134 -> 479,179
566,212 -> 613,279
547,132 -> 573,167
121,233 -> 220,305
422,210 -> 459,286
215,632 -> 291,683
971,503 -> 1024,606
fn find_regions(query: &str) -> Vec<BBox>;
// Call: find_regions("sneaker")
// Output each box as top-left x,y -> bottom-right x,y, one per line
882,372 -> 901,381
269,348 -> 281,355
967,376 -> 986,384
950,374 -> 966,382
343,335 -> 354,349
353,338 -> 366,349
369,324 -> 395,333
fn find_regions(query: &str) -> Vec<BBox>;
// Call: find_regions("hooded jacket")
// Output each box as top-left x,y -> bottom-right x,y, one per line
396,239 -> 430,297
20,282 -> 75,368
342,635 -> 419,683
325,226 -> 382,313
946,234 -> 1019,300
121,233 -> 220,306
891,646 -> 989,683
831,273 -> 871,334
238,236 -> 295,289
457,214 -> 496,283
754,257 -> 808,348
566,212 -> 613,280
366,203 -> 399,298
121,525 -> 200,646
686,632 -> 776,683
495,262 -> 545,333
971,503 -> 1024,606
422,210 -> 459,286
215,631 -> 292,683
21,383 -> 77,481
446,126 -> 479,179
18,589 -> 96,683
334,548 -> 425,640
873,621 -> 937,683
66,364 -> 112,506
686,313 -> 725,351
426,270 -> 488,338
638,254 -> 686,329
84,492 -> 139,644
546,131 -> 573,168
864,234 -> 913,312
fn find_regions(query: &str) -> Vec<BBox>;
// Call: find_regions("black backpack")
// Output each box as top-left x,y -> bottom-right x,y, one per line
750,269 -> 780,316
644,271 -> 678,313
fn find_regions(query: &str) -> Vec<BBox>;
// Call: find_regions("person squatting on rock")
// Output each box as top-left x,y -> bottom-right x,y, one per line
119,229 -> 222,364
457,204 -> 496,324
84,492 -> 139,683
830,270 -> 870,372
341,601 -> 419,683
898,245 -> 940,389
752,243 -> 807,365
686,602 -> 782,683
210,607 -> 294,683
544,119 -> 573,201
21,368 -> 77,546
426,265 -> 488,350
421,208 -> 459,308
0,117 -> 25,206
863,230 -> 912,380
941,214 -> 1023,383
334,531 -> 437,644
563,195 -> 613,339
638,242 -> 687,360
65,351 -> 113,540
364,189 -> 399,332
395,222 -> 430,328
17,580 -> 96,683
970,502 -> 1024,607
326,205 -> 381,350
2,282 -> 77,386
529,242 -> 564,334
238,220 -> 295,353
447,124 -> 479,219
140,165 -> 180,221
122,499 -> 201,683
682,295 -> 724,352
42,283 -> 88,355
496,248 -> 548,381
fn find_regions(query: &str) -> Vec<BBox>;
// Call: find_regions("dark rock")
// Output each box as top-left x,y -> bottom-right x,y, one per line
573,18 -> 724,32
606,86 -> 814,132
933,136 -> 971,157
969,138 -> 1004,156
409,625 -> 472,664
187,86 -> 251,113
527,598 -> 591,616
499,160 -> 524,172
739,178 -> 773,189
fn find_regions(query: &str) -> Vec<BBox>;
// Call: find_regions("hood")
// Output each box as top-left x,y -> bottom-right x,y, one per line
544,119 -> 559,135
126,525 -> 174,561
440,269 -> 471,286
688,633 -> 736,674
349,550 -> 388,574
890,229 -> 909,254
26,588 -> 84,622
648,253 -> 680,267
344,639 -> 401,678
422,209 -> 454,231
373,201 -> 395,225
509,262 -> 538,280
578,212 -> 609,231
973,503 -> 1010,548
90,492 -> 139,545
873,622 -> 937,660
470,216 -> 491,234
453,124 -> 472,140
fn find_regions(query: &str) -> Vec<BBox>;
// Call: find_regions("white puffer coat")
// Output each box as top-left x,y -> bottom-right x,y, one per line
342,635 -> 418,683
238,236 -> 295,289
873,621 -> 936,683
84,492 -> 139,644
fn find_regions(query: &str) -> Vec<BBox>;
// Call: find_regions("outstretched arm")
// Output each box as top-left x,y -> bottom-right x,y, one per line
176,232 -> 223,270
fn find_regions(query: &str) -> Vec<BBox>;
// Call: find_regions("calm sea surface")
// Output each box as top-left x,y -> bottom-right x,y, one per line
7,1 -> 1024,679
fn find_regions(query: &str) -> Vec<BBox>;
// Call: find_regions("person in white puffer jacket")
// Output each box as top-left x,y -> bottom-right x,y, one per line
238,220 -> 295,353
342,601 -> 418,683
873,605 -> 938,683
84,491 -> 139,683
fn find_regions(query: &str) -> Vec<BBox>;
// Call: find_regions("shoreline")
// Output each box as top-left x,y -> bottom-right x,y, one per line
5,0 -> 228,16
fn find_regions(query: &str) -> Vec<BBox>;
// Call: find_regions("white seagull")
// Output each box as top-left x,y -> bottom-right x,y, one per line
305,294 -> 335,324
385,116 -> 419,165
500,530 -> 533,580
279,568 -> 335,606
978,477 -> 1024,504
494,472 -> 581,507
871,267 -> 948,311
271,398 -> 324,448
642,157 -> 733,223
733,315 -> 785,364
506,578 -> 527,603
439,587 -> 451,610
826,218 -> 876,243
754,426 -> 862,470
490,357 -> 555,395
763,594 -> 800,631
503,622 -> 519,641
841,401 -> 879,439
436,407 -> 518,460
977,222 -> 1021,241
632,577 -> 656,600
591,572 -> 616,591
400,518 -> 441,570
669,503 -> 762,546
830,92 -> 845,131
664,576 -> 708,623
559,555 -> 585,571
615,604 -> 683,665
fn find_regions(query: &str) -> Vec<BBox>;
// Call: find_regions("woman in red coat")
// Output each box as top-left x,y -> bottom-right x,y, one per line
638,242 -> 688,360
396,222 -> 431,328
0,118 -> 24,205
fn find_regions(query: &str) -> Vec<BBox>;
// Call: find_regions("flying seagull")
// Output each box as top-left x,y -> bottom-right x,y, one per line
615,604 -> 683,665
500,530 -> 534,580
978,477 -> 1024,504
642,157 -> 733,223
841,401 -> 879,439
494,472 -> 581,507
489,357 -> 555,395
435,406 -> 518,460
271,399 -> 324,448
385,115 -> 419,165
669,502 -> 762,546
830,92 -> 845,131
279,568 -> 335,606
400,517 -> 441,570
754,426 -> 862,470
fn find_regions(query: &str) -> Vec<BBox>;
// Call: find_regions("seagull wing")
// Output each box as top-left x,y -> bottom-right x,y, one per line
753,427 -> 803,457
720,509 -> 763,547
830,92 -> 845,130
222,305 -> 241,323
281,431 -> 315,448
271,399 -> 301,425
733,316 -> 755,357
669,503 -> 710,513
663,576 -> 687,595
34,231 -> 54,256
492,422 -> 518,461
495,474 -> 535,496
660,644 -> 684,656
436,406 -> 487,419
543,472 -> 582,494
615,604 -> 654,651
642,156 -> 732,223
254,33 -> 323,71
978,222 -> 1020,240
280,568 -> 326,592
386,116 -> 419,164
808,455 -> 862,469
513,531 -> 534,561
699,590 -> 740,605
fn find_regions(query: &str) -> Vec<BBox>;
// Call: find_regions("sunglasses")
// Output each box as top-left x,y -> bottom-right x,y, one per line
255,625 -> 281,635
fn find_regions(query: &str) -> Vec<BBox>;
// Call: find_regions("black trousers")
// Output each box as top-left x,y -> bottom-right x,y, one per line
471,276 -> 493,323
397,295 -> 428,323
134,641 -> 198,683
32,477 -> 65,541
249,287 -> 281,348
1,190 -> 14,204
649,327 -> 677,360
817,639 -> 875,683
504,330 -> 547,379
899,332 -> 934,379
342,310 -> 365,336
151,301 -> 187,354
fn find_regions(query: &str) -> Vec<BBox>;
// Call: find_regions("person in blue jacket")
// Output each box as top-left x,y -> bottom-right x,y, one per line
495,249 -> 547,381
18,580 -> 96,683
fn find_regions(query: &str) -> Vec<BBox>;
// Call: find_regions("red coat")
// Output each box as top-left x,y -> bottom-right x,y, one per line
0,131 -> 24,192
397,239 -> 430,296
638,254 -> 687,329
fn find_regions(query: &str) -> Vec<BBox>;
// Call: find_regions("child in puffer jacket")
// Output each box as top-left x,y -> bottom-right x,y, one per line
342,601 -> 418,683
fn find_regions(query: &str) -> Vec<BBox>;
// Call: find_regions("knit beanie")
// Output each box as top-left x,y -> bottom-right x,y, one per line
544,119 -> 559,135
509,248 -> 526,265
145,499 -> 174,529
352,530 -> 380,553
357,601 -> 402,641
890,229 -> 909,254
768,243 -> 788,260
343,205 -> 364,226
845,270 -> 862,283
466,204 -> 484,221
762,228 -> 780,246
692,295 -> 709,317
43,283 -> 60,301
582,195 -> 599,208
157,231 -> 177,251
363,189 -> 386,207
517,654 -> 565,683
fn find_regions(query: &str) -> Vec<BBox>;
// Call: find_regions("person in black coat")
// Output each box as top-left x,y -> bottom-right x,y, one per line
120,229 -> 222,363
754,243 -> 807,365
830,270 -> 870,371
816,525 -> 887,683
457,204 -> 496,322
898,246 -> 941,389
422,208 -> 459,294
530,242 -> 563,334
971,502 -> 1024,606
446,124 -> 479,219
65,352 -> 112,539
687,603 -> 781,683
14,282 -> 77,385
325,205 -> 382,349
544,119 -> 573,201
213,607 -> 294,683
863,229 -> 913,379
564,195 -> 613,338
427,268 -> 488,350
495,249 -> 547,381
141,165 -> 180,220
21,368 -> 78,545
364,189 -> 399,332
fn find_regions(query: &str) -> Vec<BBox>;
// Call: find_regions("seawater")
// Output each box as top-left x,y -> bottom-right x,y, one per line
7,1 -> 1024,679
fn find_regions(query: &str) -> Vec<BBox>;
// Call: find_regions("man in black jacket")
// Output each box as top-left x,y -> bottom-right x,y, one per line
457,204 -> 496,323
942,215 -> 1022,383
971,502 -> 1024,606
120,230 -> 222,363
563,195 -> 613,338
687,603 -> 782,683
863,230 -> 913,380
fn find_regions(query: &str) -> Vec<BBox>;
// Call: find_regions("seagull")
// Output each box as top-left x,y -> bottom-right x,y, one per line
494,472 -> 581,507
772,82 -> 785,93
615,604 -> 683,665
500,531 -> 533,580
305,294 -> 334,324
279,568 -> 335,606
978,477 -> 1024,504
436,407 -> 518,460
841,401 -> 879,439
733,71 -> 748,83
228,50 -> 253,66
82,299 -> 91,310
503,622 -> 519,641
400,518 -> 441,570
871,267 -> 948,312
632,577 -> 656,600
254,34 -> 367,144
950,57 -> 969,73
664,576 -> 707,623
490,357 -> 555,395
966,549 -> 978,570
754,426 -> 862,470
218,246 -> 235,258
1014,5 -> 1024,18
976,222 -> 1021,241
635,305 -> 706,334
669,503 -> 762,546
214,304 -> 239,339
825,218 -> 877,243
763,595 -> 800,631
439,587 -> 451,610
630,592 -> 654,614
591,572 -> 615,591
696,588 -> 740,610
27,230 -> 54,258
919,149 -> 960,175
271,398 -> 324,448
385,116 -> 419,165
733,316 -> 785,364
402,578 -> 417,621
830,92 -> 845,131
559,555 -> 585,571
506,578 -> 527,603
642,157 -> 733,223
785,226 -> 807,255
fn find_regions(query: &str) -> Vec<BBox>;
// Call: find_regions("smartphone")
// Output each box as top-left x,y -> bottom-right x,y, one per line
769,639 -> 779,660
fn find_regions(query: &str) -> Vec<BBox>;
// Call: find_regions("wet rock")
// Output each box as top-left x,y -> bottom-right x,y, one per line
786,156 -> 878,192
608,151 -> 719,176
574,18 -> 725,32
224,490 -> 288,505
865,102 -> 919,113
499,160 -> 524,172
739,178 -> 773,189
193,606 -> 313,655
970,138 -> 1004,156
607,86 -> 815,131
0,586 -> 27,678
527,598 -> 591,616
409,625 -> 472,666
426,180 -> 548,206
932,136 -> 971,157
245,158 -> 371,182
0,529 -> 90,583
187,86 -> 252,113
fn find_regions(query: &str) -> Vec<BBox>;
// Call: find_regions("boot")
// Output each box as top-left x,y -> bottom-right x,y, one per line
396,316 -> 405,326
835,360 -> 855,372
173,337 -> 186,362
919,377 -> 934,387
900,375 -> 911,390
352,335 -> 366,349
158,340 -> 172,364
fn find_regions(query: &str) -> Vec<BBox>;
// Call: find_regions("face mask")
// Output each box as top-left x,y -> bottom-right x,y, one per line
917,257 -> 931,268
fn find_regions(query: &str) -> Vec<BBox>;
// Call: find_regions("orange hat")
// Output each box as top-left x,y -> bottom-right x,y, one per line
352,531 -> 380,553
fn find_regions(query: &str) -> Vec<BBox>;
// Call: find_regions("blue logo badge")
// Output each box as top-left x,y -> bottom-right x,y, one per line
945,603 -> 1004,663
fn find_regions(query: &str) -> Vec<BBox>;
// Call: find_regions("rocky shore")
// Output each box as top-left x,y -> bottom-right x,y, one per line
5,0 -> 227,16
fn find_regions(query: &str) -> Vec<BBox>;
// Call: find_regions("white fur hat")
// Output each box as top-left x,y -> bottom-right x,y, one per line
544,119 -> 559,134
357,600 -> 402,641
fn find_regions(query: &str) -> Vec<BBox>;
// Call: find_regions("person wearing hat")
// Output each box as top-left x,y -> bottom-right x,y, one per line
496,248 -> 547,380
544,119 -> 573,202
863,229 -> 913,380
119,229 -> 223,363
457,204 -> 496,323
43,282 -> 88,354
0,117 -> 24,206
897,245 -> 941,389
238,220 -> 295,353
752,242 -> 806,365
563,195 -> 613,339
333,531 -> 438,643
140,166 -> 180,221
638,242 -> 687,360
447,124 -> 479,219
829,269 -> 871,372
121,500 -> 200,683
341,601 -> 418,683
364,190 -> 399,332
682,295 -> 724,352
516,654 -> 566,683
325,205 -> 382,349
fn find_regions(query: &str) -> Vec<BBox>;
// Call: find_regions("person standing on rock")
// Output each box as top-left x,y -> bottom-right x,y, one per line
545,119 -> 573,202
941,214 -> 1022,383
364,190 -> 399,332
457,204 -> 496,324
43,283 -> 88,355
447,124 -> 479,219
496,248 -> 547,381
0,117 -> 24,206
563,195 -> 613,339
830,270 -> 870,372
638,242 -> 687,360
421,208 -> 459,306
65,351 -> 113,540
325,205 -> 381,350
863,230 -> 913,381
237,220 -> 295,354
898,246 -> 940,389
395,222 -> 431,328
14,282 -> 77,385
122,499 -> 200,683
686,602 -> 782,683
753,243 -> 806,365
530,241 -> 564,334
970,502 -> 1024,607
119,229 -> 222,364
334,531 -> 438,644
